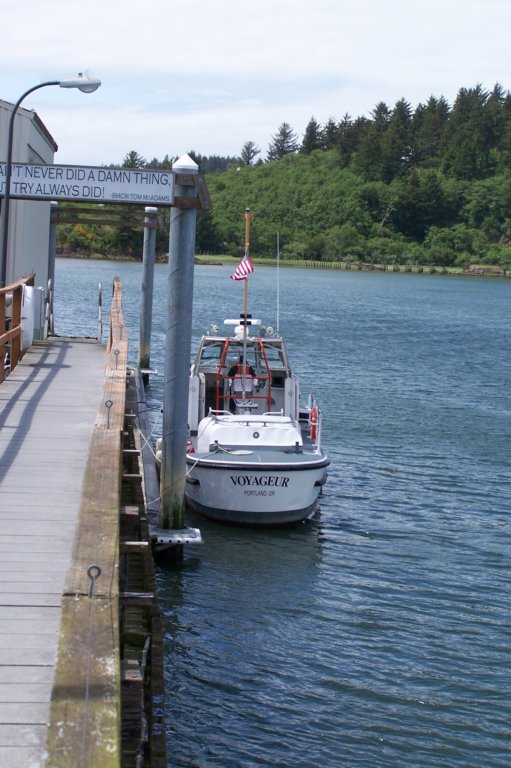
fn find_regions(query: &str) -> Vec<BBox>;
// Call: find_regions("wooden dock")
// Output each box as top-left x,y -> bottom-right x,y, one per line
0,338 -> 105,768
0,279 -> 168,767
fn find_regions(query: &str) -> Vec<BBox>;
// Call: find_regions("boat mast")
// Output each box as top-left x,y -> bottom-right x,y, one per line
276,230 -> 280,335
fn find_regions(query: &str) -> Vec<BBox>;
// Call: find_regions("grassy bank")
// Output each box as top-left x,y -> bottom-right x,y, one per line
58,252 -> 509,277
195,255 -> 509,277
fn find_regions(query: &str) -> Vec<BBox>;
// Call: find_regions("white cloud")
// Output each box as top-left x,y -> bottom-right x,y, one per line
1,0 -> 510,165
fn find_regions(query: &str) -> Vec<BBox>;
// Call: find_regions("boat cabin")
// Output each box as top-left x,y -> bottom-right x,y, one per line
188,325 -> 301,435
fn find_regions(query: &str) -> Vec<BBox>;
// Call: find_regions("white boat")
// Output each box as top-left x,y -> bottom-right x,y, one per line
185,317 -> 329,525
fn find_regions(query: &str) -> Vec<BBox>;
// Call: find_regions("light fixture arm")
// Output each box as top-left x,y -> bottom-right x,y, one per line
0,76 -> 101,286
1,81 -> 62,286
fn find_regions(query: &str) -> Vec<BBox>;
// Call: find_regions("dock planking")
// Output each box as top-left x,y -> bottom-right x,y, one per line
0,339 -> 106,768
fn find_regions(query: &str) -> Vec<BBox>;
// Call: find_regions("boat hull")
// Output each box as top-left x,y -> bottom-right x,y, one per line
185,456 -> 328,526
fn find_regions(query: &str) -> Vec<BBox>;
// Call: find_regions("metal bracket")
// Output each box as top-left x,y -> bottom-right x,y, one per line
150,527 -> 203,545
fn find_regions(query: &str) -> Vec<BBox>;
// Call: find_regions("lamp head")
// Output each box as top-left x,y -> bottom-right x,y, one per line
59,73 -> 101,93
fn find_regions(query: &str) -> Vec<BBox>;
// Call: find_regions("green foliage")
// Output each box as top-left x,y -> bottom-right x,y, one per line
57,82 -> 511,270
423,224 -> 489,265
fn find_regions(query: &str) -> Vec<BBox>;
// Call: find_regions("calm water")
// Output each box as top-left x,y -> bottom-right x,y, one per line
54,259 -> 511,768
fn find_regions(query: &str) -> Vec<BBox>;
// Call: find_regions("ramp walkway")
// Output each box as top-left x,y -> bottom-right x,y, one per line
0,338 -> 105,768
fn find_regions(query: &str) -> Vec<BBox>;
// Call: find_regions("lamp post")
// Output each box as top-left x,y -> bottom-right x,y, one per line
0,73 -> 101,286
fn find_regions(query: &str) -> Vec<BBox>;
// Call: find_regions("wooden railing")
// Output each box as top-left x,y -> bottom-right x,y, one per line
0,274 -> 35,384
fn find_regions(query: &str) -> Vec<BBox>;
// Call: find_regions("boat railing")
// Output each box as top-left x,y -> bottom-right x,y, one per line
207,409 -> 293,428
0,274 -> 35,384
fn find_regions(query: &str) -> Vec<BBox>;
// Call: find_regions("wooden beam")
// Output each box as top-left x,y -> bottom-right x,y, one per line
45,596 -> 121,768
45,277 -> 128,767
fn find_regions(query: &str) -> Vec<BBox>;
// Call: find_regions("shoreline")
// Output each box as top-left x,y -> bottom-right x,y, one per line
55,252 -> 510,278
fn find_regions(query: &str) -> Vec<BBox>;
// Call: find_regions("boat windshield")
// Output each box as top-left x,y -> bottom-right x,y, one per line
261,341 -> 285,366
198,341 -> 224,365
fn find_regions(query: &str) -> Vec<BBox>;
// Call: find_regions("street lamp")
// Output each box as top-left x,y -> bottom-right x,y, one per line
0,73 -> 101,286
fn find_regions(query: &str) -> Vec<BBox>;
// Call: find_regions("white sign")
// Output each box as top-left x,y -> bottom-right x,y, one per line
0,163 -> 175,205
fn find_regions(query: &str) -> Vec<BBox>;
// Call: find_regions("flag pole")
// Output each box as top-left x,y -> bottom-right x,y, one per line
241,208 -> 252,397
242,208 -> 252,339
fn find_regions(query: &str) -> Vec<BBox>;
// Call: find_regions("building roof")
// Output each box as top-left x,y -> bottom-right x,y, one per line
0,99 -> 58,153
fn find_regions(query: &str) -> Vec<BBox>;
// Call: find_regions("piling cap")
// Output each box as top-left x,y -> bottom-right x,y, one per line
174,153 -> 198,172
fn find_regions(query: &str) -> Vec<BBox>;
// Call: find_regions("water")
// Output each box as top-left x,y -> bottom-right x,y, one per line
54,259 -> 511,768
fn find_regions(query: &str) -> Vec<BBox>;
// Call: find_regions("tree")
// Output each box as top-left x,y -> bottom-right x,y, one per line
336,114 -> 357,164
122,150 -> 147,168
267,123 -> 299,161
372,102 -> 392,130
323,117 -> 340,150
352,102 -> 392,180
240,141 -> 261,166
196,210 -> 220,253
441,85 -> 492,178
160,154 -> 174,170
301,117 -> 324,154
380,99 -> 414,181
391,169 -> 459,240
414,95 -> 450,166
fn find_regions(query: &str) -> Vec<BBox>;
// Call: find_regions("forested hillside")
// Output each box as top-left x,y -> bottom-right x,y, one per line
59,84 -> 511,269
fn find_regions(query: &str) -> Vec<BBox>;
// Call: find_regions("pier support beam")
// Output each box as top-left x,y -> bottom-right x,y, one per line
138,206 -> 158,383
160,155 -> 198,532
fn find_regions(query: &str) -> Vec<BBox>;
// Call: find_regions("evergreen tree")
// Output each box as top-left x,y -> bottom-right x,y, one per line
301,117 -> 324,154
336,113 -> 356,164
414,95 -> 450,166
352,102 -> 392,180
372,102 -> 392,130
267,123 -> 299,161
240,141 -> 261,165
486,83 -> 507,149
497,92 -> 511,169
323,117 -> 340,150
122,150 -> 147,168
160,154 -> 174,170
441,85 -> 492,178
381,99 -> 414,181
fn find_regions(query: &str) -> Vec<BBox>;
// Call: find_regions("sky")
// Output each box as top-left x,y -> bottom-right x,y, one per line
1,0 -> 510,168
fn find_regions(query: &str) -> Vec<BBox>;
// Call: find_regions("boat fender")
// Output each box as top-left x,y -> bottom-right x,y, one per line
310,407 -> 318,441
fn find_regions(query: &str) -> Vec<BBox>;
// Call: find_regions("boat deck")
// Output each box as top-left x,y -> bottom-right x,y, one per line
186,445 -> 328,468
0,339 -> 105,768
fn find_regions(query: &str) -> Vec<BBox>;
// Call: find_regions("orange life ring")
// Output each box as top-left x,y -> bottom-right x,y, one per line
310,407 -> 318,441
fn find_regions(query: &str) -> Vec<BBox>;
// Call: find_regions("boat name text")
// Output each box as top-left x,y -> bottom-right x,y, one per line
230,475 -> 289,487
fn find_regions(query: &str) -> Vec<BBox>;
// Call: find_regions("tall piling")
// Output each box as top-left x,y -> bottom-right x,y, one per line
160,155 -> 198,532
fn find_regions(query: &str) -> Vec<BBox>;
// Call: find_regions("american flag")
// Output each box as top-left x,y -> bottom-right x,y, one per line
230,250 -> 254,281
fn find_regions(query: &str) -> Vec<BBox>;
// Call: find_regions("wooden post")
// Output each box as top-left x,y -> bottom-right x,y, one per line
160,155 -> 198,533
